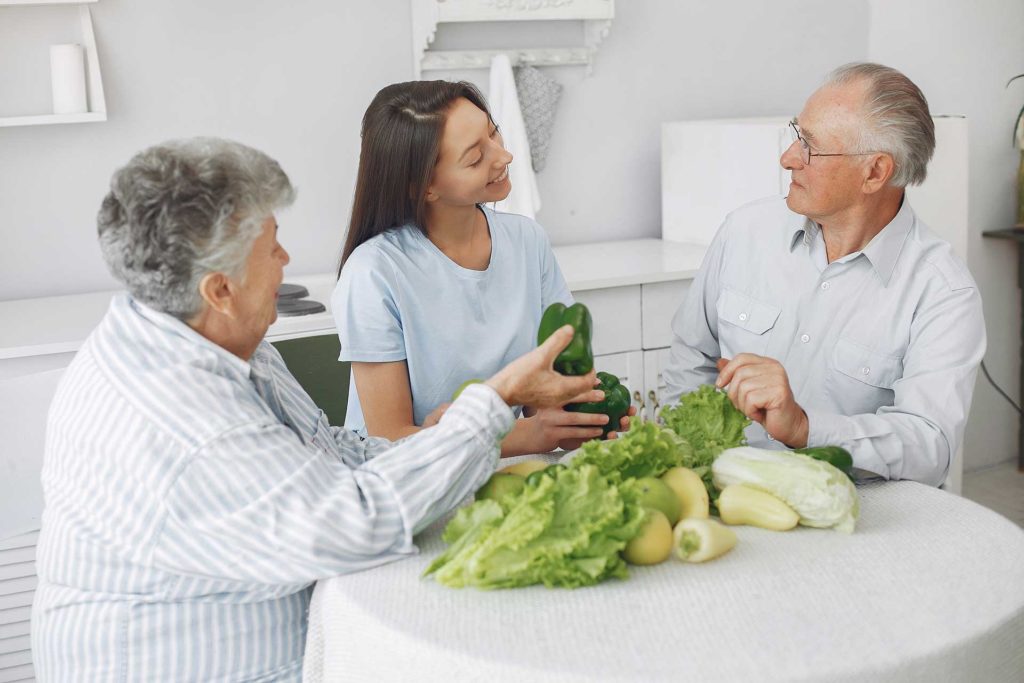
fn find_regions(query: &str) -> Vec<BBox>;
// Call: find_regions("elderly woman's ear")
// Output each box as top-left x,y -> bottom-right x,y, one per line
195,271 -> 237,318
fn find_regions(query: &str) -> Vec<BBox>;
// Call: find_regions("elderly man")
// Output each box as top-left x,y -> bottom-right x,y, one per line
31,138 -> 599,681
662,62 -> 985,487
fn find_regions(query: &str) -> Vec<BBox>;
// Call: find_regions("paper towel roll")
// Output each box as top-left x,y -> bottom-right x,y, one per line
50,43 -> 88,115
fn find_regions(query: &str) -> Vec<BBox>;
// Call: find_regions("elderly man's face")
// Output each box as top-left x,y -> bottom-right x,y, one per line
781,81 -> 873,222
236,215 -> 290,341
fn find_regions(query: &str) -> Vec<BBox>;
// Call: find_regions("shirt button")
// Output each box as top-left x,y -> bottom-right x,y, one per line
861,366 -> 871,375
800,334 -> 810,343
738,312 -> 748,322
821,281 -> 830,290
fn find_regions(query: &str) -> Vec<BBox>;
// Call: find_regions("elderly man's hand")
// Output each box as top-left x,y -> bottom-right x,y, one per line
716,354 -> 809,448
486,325 -> 602,410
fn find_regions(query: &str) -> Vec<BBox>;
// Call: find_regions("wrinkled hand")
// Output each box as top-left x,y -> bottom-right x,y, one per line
421,402 -> 450,428
716,354 -> 808,448
486,325 -> 599,408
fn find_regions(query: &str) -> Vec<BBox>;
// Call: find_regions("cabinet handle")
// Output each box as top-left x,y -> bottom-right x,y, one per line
632,389 -> 645,419
648,390 -> 660,423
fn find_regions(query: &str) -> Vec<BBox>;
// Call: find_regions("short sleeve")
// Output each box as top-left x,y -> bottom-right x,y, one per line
535,222 -> 573,307
332,245 -> 406,362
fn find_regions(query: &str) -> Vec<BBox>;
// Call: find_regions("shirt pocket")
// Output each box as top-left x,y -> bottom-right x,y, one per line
716,287 -> 782,357
829,337 -> 903,413
832,338 -> 903,388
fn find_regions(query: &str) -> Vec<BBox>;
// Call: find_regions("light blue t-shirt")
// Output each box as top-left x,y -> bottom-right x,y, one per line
332,206 -> 573,435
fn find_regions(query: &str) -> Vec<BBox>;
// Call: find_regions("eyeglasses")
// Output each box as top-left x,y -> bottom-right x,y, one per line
788,118 -> 879,165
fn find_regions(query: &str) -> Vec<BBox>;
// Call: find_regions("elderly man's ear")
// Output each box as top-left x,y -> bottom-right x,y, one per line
861,153 -> 897,195
197,272 -> 240,318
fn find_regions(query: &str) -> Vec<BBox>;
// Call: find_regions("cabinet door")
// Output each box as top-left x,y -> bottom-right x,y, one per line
642,348 -> 672,423
641,280 -> 690,350
572,286 -> 642,356
271,334 -> 350,426
592,350 -> 645,415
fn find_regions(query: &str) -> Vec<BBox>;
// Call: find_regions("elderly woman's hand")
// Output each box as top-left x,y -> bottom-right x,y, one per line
485,325 -> 602,409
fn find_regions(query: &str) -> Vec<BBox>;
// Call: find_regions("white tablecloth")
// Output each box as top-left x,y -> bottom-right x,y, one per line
303,480 -> 1024,682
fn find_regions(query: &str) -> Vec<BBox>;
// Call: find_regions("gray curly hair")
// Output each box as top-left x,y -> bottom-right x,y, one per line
825,62 -> 935,187
97,137 -> 296,319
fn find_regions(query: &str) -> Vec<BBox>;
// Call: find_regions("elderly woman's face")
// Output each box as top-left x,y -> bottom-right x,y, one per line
236,215 -> 290,340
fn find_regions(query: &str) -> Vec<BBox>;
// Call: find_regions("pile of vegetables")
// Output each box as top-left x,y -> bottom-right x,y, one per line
426,303 -> 861,590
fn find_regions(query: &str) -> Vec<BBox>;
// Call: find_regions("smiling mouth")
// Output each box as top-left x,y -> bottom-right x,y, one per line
488,166 -> 509,185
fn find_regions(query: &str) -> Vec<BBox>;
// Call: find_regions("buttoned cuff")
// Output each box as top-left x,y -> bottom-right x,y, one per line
805,408 -> 890,479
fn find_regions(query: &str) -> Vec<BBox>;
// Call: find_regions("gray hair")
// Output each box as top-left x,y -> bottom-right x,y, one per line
97,137 -> 296,319
825,62 -> 935,187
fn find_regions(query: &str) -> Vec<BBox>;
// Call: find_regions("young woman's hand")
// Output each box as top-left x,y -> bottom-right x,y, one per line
485,325 -> 599,408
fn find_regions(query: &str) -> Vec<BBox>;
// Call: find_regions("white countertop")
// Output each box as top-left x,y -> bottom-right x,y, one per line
0,238 -> 706,360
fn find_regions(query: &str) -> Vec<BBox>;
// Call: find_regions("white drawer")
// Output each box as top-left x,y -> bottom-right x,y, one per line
641,280 -> 691,349
572,286 -> 642,356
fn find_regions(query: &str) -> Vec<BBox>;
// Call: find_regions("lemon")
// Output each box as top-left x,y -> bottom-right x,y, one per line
623,509 -> 673,565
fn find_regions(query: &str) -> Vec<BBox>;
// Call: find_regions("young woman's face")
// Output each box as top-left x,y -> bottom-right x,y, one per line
427,97 -> 513,208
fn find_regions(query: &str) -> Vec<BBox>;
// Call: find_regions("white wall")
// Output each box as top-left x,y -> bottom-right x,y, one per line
0,0 -> 867,300
868,0 -> 1024,471
0,0 -> 412,300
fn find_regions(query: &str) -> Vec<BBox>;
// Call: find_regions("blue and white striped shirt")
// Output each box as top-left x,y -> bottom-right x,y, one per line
31,294 -> 513,681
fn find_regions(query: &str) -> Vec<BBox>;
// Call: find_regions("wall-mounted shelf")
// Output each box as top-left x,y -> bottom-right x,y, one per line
411,0 -> 614,77
0,0 -> 107,127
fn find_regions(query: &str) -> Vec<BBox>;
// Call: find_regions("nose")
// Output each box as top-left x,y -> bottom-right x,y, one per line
780,139 -> 804,171
280,245 -> 291,267
496,145 -> 512,167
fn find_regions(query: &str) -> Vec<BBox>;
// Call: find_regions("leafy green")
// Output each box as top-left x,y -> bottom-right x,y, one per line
712,446 -> 860,533
659,384 -> 751,492
570,419 -> 691,482
424,465 -> 645,589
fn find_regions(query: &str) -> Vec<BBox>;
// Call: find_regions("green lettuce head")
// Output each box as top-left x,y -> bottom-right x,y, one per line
425,464 -> 645,589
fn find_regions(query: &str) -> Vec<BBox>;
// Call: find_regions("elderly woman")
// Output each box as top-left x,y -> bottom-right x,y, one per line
31,138 -> 598,681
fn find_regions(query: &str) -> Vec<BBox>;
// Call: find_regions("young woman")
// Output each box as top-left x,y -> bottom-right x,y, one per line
333,80 -> 626,455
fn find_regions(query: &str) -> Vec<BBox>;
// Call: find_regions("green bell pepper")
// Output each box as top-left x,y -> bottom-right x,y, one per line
567,371 -> 631,438
536,302 -> 594,376
795,446 -> 855,480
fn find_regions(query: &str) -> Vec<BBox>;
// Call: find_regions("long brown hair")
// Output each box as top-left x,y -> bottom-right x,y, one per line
338,80 -> 494,274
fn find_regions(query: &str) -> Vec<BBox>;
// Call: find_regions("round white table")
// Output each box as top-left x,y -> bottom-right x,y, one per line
303,480 -> 1024,682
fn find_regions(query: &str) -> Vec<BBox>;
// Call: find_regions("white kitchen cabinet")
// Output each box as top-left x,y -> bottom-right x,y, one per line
571,286 -> 642,356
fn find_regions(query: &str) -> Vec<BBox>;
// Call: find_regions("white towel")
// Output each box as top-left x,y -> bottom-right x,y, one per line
488,54 -> 541,218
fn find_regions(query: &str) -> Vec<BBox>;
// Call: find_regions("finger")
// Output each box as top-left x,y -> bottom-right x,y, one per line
626,406 -> 638,417
556,427 -> 606,440
557,374 -> 600,402
618,415 -> 631,430
716,354 -> 763,388
537,324 -> 576,365
568,388 -> 605,404
563,412 -> 610,426
716,357 -> 730,371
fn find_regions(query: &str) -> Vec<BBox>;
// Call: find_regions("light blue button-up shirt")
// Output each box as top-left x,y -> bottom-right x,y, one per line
662,196 -> 985,486
32,294 -> 513,681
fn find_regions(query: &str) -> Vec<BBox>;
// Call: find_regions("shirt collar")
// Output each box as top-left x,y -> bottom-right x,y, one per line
788,196 -> 915,286
858,197 -> 914,286
128,295 -> 254,378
